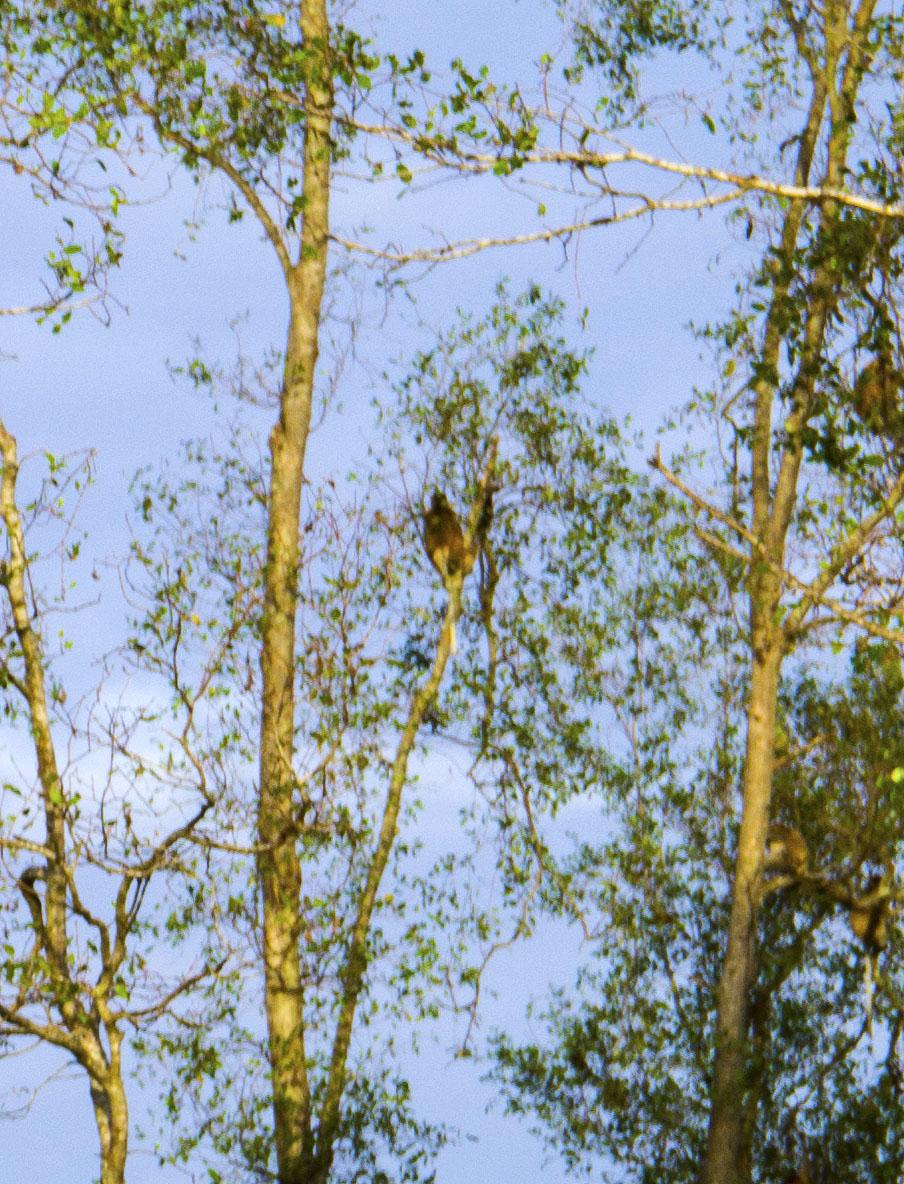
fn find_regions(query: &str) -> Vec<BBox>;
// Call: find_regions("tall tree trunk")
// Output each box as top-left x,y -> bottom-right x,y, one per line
700,630 -> 782,1184
700,6 -> 875,1181
89,1059 -> 129,1184
255,0 -> 332,1180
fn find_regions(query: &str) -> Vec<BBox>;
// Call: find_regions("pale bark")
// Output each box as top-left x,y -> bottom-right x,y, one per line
88,1047 -> 129,1184
254,1 -> 332,1179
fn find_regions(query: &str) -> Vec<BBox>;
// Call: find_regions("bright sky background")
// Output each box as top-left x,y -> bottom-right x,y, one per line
0,1 -> 752,1180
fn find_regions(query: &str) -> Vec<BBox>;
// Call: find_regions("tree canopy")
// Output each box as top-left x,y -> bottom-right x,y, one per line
3,3 -> 904,1184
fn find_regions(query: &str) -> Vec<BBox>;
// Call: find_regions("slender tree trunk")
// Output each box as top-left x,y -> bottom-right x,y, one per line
737,982 -> 771,1184
0,419 -> 69,972
700,628 -> 781,1184
2,413 -> 137,1183
255,0 -> 332,1179
308,454 -> 494,1184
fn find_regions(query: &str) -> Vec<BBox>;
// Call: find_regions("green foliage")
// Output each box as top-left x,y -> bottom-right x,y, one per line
12,2 -> 904,1181
119,284 -> 671,1179
0,2 -> 127,321
559,0 -> 723,109
487,476 -> 740,1181
491,635 -> 904,1182
487,7 -> 904,1180
48,0 -> 379,224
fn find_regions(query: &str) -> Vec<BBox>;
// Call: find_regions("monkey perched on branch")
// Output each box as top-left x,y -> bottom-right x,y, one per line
422,472 -> 496,656
423,491 -> 469,586
765,823 -> 809,878
422,490 -> 470,656
758,823 -> 809,903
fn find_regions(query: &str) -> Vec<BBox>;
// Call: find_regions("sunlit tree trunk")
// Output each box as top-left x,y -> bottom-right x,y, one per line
701,636 -> 782,1183
255,0 -> 332,1178
700,5 -> 875,1180
89,1059 -> 129,1184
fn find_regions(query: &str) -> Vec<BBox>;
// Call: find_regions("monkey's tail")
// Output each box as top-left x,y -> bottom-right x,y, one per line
863,954 -> 876,1033
450,620 -> 457,656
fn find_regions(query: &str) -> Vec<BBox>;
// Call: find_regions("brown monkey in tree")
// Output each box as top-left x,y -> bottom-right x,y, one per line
422,485 -> 495,656
849,874 -> 891,954
765,823 -> 809,878
851,354 -> 904,437
423,491 -> 469,655
423,491 -> 467,584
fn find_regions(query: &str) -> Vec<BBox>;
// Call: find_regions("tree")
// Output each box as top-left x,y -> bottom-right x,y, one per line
0,414 -> 231,1184
686,6 -> 904,1178
40,4 -> 648,1177
17,2 -> 904,1180
0,12 -> 185,1181
122,285 -> 644,1181
480,3 -> 904,1182
6,1 -> 641,1176
493,645 -> 904,1184
24,1 -> 362,1175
